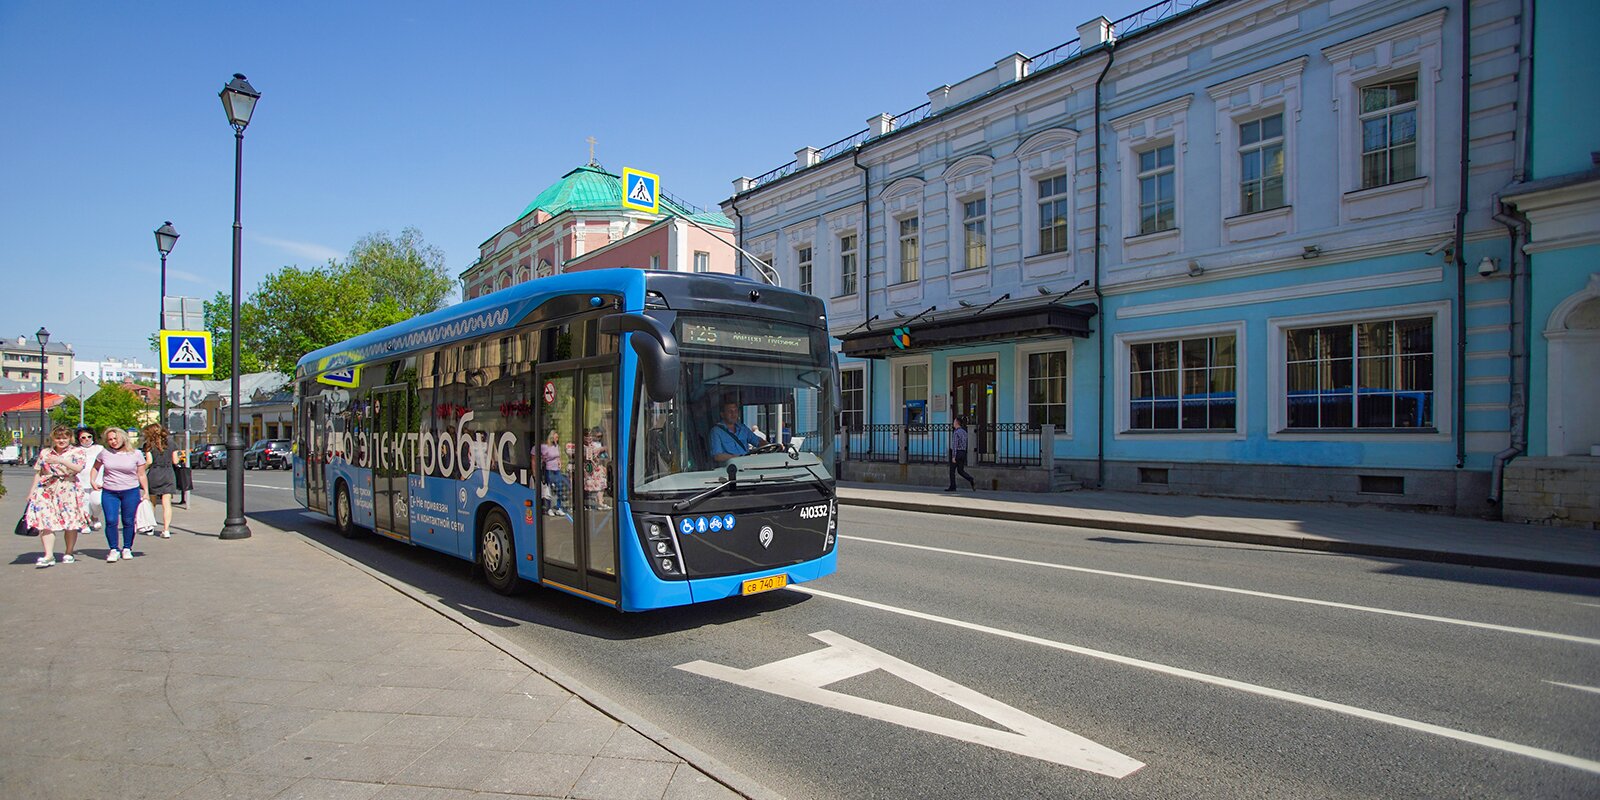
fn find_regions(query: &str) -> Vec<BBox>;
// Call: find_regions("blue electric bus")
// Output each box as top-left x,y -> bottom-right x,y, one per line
292,269 -> 838,611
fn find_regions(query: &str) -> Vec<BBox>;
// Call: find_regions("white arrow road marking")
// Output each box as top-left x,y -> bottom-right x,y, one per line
790,585 -> 1600,776
676,630 -> 1144,778
845,535 -> 1600,647
1544,680 -> 1600,696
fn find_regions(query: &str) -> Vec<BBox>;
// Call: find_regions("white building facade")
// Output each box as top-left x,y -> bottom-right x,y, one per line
724,0 -> 1525,514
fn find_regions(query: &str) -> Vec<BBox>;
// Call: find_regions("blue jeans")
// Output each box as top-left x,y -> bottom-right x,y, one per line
101,487 -> 142,550
544,470 -> 569,513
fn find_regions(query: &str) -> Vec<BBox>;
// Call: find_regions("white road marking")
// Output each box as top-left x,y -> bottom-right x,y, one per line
192,479 -> 292,491
845,534 -> 1600,647
677,630 -> 1143,777
1573,602 -> 1600,609
789,585 -> 1600,775
1544,681 -> 1600,696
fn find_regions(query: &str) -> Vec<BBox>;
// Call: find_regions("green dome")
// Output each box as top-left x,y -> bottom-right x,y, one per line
516,165 -> 733,228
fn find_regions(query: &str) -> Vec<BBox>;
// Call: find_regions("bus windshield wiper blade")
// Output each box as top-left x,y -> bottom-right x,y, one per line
673,463 -> 740,512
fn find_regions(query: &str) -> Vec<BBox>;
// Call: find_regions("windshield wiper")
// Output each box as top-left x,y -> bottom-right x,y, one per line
673,463 -> 740,512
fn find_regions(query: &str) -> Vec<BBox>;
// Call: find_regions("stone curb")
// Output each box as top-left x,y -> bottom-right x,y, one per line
839,493 -> 1600,579
210,495 -> 783,800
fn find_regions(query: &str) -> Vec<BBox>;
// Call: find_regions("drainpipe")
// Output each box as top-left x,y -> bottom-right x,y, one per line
1488,199 -> 1530,506
854,150 -> 874,447
1452,0 -> 1471,470
1093,45 -> 1116,489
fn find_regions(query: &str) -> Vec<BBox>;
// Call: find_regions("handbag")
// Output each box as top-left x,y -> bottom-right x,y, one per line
174,464 -> 194,492
134,499 -> 156,533
14,515 -> 35,537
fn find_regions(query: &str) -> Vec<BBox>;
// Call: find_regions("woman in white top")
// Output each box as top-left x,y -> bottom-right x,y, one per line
74,427 -> 105,555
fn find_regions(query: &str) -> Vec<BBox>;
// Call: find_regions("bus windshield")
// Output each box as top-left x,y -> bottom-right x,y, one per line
634,317 -> 835,495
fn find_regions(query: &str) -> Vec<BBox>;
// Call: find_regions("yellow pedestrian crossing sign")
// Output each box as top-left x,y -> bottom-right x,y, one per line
159,330 -> 213,375
622,167 -> 660,214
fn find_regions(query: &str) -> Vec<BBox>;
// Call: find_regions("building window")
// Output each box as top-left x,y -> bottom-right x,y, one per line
962,198 -> 987,270
898,218 -> 919,283
1359,79 -> 1418,188
841,369 -> 864,431
1137,144 -> 1176,235
1286,317 -> 1433,429
1239,114 -> 1285,213
839,234 -> 858,295
693,251 -> 710,273
797,246 -> 813,295
1037,175 -> 1070,255
1129,335 -> 1237,431
650,254 -> 660,270
1027,350 -> 1068,429
900,363 -> 928,427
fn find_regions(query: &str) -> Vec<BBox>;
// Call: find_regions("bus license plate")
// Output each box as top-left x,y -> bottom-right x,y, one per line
741,574 -> 788,595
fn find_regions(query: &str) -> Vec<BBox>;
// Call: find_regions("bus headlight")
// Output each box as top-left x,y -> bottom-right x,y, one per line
639,515 -> 686,579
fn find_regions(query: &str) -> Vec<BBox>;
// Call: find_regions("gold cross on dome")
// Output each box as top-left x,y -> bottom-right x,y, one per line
587,136 -> 597,165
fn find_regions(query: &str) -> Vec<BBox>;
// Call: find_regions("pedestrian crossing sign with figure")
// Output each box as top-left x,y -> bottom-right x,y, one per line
159,330 -> 213,375
621,167 -> 660,214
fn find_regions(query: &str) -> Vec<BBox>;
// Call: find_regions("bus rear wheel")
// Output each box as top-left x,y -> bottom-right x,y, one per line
479,508 -> 522,595
334,482 -> 357,538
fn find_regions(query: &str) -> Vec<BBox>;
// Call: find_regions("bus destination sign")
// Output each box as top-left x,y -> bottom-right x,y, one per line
680,319 -> 810,356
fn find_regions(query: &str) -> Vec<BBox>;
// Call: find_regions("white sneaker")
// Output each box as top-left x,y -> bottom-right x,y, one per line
91,521 -> 103,530
61,554 -> 76,563
121,548 -> 133,560
106,550 -> 120,563
159,531 -> 171,539
35,556 -> 53,568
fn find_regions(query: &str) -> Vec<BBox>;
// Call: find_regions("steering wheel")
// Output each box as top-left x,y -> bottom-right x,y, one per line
748,442 -> 787,455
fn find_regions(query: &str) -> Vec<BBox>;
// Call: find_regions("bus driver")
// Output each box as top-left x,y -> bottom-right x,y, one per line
709,400 -> 764,463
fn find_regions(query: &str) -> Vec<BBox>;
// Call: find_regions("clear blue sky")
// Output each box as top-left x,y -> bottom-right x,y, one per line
1,0 -> 1122,367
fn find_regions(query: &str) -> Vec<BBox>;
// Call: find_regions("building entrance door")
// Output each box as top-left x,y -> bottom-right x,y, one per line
950,358 -> 996,461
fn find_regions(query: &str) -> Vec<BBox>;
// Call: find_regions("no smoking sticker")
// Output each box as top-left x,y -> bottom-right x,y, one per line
543,382 -> 556,404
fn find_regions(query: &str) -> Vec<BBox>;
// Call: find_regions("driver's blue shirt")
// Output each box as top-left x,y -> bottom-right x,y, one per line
709,421 -> 762,460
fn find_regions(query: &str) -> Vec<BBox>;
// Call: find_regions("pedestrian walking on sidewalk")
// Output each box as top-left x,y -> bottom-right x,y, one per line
70,426 -> 104,561
538,430 -> 570,517
140,424 -> 179,538
946,416 -> 977,492
92,427 -> 147,562
24,426 -> 91,568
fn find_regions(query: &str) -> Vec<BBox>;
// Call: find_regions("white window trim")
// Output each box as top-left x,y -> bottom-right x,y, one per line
837,231 -> 860,297
693,250 -> 710,273
958,194 -> 990,272
840,365 -> 868,429
1323,10 -> 1444,213
1015,127 -> 1079,272
1266,300 -> 1452,442
942,155 -> 993,282
1111,94 -> 1192,250
1207,57 -> 1305,225
795,244 -> 814,294
1114,321 -> 1248,441
1032,172 -> 1073,257
891,355 -> 933,425
1014,339 -> 1075,438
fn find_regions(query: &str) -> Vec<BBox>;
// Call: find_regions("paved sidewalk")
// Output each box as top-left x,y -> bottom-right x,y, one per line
0,481 -> 759,800
840,482 -> 1600,577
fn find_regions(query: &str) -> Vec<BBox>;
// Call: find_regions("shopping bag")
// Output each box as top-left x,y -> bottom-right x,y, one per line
174,464 -> 194,492
134,499 -> 156,533
85,489 -> 104,530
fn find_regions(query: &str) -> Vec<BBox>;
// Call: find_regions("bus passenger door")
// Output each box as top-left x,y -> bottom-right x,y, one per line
372,385 -> 410,541
302,390 -> 328,513
535,365 -> 619,605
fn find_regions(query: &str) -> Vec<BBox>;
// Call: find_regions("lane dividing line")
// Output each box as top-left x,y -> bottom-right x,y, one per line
193,476 -> 294,489
1543,681 -> 1600,696
1573,602 -> 1600,609
844,535 -> 1600,647
788,584 -> 1600,775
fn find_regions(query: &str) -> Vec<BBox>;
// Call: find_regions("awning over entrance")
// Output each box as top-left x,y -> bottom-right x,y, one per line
837,298 -> 1098,359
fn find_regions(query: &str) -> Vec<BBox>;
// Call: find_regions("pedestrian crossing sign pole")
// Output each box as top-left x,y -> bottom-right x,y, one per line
159,330 -> 213,375
621,167 -> 660,214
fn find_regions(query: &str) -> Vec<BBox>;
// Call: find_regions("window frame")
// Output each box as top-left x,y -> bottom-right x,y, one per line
1267,301 -> 1452,442
1357,77 -> 1419,189
961,196 -> 988,272
1114,321 -> 1247,441
693,250 -> 710,273
1035,173 -> 1072,256
1238,112 -> 1287,214
891,355 -> 932,429
1015,340 -> 1074,437
796,245 -> 813,295
897,216 -> 920,284
838,233 -> 858,296
839,366 -> 866,431
1135,143 -> 1177,236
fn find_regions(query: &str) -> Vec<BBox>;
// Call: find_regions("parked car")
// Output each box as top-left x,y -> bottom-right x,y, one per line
191,443 -> 228,469
243,439 -> 291,470
0,444 -> 21,465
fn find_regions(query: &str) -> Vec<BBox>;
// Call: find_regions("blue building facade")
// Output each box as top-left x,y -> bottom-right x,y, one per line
723,0 -> 1535,514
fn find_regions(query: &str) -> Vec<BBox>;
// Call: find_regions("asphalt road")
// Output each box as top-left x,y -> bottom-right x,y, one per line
194,468 -> 1600,799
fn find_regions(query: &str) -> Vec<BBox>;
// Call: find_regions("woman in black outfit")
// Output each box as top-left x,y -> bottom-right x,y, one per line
140,424 -> 180,538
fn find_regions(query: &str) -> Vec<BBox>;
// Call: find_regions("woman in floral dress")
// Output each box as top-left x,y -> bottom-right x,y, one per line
582,427 -> 609,510
25,426 -> 91,568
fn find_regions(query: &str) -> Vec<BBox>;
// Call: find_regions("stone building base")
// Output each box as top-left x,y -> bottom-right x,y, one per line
1502,457 -> 1600,529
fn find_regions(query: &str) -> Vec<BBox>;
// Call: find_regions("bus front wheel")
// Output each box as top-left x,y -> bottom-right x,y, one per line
479,508 -> 522,595
334,482 -> 357,539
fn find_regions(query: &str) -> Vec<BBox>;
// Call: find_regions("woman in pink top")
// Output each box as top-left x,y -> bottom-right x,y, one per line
538,430 -> 569,517
92,427 -> 148,562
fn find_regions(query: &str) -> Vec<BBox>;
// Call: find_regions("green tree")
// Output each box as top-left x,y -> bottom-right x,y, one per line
51,384 -> 147,432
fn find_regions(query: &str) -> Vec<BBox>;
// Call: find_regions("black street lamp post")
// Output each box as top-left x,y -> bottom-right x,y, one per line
219,73 -> 258,541
155,221 -> 179,433
36,327 -> 49,458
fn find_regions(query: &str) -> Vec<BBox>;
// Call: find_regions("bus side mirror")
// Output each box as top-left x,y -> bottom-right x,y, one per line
600,313 -> 680,402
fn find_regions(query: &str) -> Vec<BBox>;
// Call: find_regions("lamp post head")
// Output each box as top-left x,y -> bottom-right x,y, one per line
36,326 -> 49,346
155,221 -> 179,255
220,73 -> 260,131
